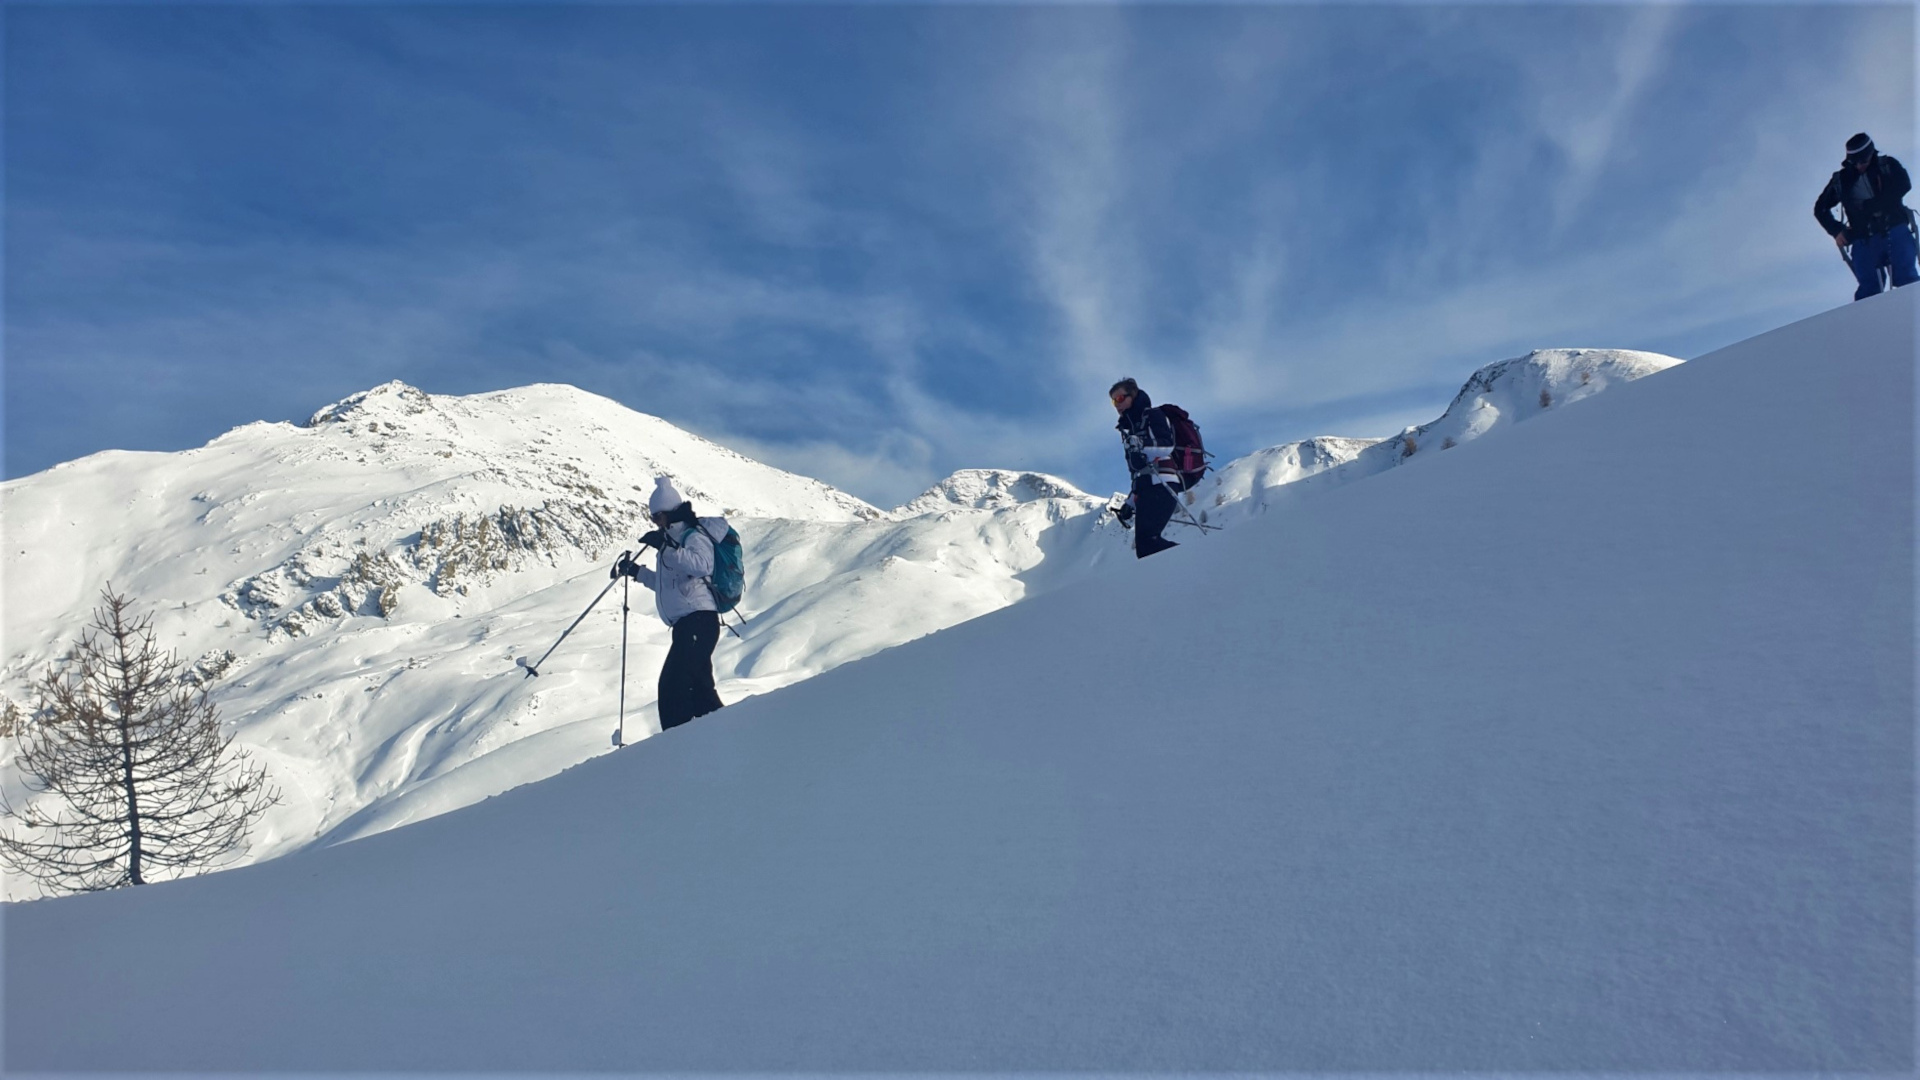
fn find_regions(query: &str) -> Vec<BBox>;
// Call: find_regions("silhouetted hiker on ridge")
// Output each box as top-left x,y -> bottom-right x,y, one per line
1816,132 -> 1918,301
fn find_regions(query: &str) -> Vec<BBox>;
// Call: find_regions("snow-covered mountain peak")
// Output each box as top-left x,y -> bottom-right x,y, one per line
899,469 -> 1096,515
0,379 -> 1120,880
1203,435 -> 1383,511
305,380 -> 438,427
1429,348 -> 1682,442
3,379 -> 891,654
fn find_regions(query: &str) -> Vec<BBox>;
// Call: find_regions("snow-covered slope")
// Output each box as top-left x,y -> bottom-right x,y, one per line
9,290 -> 1906,1069
0,348 -> 1674,893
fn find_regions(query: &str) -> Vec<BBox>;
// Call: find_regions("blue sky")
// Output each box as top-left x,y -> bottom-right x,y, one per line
6,3 -> 1913,507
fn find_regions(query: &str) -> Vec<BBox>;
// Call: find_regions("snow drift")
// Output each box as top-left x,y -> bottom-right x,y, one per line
4,292 -> 1908,1070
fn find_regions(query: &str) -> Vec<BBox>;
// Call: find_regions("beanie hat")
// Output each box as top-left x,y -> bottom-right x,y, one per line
1846,132 -> 1875,160
648,476 -> 686,515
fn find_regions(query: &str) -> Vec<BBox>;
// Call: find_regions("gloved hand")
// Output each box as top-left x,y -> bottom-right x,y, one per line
611,552 -> 641,580
1111,502 -> 1134,527
637,529 -> 666,550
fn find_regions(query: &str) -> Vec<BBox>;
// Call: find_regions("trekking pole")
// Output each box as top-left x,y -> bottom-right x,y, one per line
1854,239 -> 1893,293
1162,480 -> 1221,534
1837,241 -> 1888,292
1169,503 -> 1222,534
517,551 -> 631,678
613,576 -> 630,748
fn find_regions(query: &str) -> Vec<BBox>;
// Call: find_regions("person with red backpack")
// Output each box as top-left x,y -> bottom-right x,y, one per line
1108,377 -> 1205,559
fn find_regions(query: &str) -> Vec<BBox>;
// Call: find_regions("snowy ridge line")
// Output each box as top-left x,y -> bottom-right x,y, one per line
0,347 -> 1677,896
1188,348 -> 1682,524
897,468 -> 1095,515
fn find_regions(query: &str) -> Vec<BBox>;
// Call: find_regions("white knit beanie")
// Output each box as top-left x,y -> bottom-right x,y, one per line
648,476 -> 686,515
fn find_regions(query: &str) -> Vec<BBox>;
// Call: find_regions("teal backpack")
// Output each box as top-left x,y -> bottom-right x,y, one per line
698,518 -> 745,614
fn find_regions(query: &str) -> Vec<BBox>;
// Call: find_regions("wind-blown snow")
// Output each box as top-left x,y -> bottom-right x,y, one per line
8,295 -> 1906,1068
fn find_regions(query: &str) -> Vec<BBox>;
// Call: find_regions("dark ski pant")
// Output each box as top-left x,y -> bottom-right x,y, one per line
1132,481 -> 1179,559
1849,226 -> 1920,300
659,610 -> 723,729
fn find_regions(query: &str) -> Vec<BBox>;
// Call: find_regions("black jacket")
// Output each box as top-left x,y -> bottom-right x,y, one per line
1816,154 -> 1913,242
1115,390 -> 1177,485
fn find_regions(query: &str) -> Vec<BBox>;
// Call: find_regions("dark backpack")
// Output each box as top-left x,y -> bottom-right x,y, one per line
1156,404 -> 1209,490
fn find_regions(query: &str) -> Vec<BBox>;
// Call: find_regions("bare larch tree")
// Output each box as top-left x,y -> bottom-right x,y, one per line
1,587 -> 277,893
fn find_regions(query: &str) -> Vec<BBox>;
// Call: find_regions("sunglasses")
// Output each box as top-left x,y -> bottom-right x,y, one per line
1111,392 -> 1133,406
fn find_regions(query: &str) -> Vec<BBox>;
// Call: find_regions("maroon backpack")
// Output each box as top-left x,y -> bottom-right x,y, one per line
1156,404 -> 1209,490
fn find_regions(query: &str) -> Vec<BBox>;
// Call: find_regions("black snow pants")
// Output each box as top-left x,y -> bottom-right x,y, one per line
659,610 -> 724,729
1132,481 -> 1180,559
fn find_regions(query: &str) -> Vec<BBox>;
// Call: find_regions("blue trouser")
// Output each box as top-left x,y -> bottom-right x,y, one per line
1847,225 -> 1919,300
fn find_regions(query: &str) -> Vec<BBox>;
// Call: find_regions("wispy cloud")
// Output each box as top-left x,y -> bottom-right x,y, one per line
1000,10 -> 1144,386
1540,5 -> 1681,233
7,4 -> 1911,508
965,4 -> 1911,461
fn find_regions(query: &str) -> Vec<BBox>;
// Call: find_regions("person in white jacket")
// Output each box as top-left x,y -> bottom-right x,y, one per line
614,477 -> 724,729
